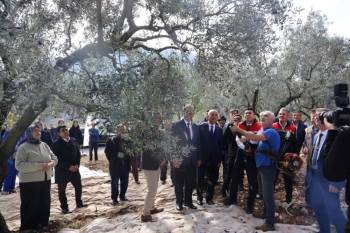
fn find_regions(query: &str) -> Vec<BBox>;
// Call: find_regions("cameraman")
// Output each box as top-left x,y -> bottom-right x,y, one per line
305,108 -> 347,233
323,117 -> 350,233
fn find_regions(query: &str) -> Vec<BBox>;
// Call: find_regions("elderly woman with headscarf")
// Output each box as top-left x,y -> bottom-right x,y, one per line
15,125 -> 58,232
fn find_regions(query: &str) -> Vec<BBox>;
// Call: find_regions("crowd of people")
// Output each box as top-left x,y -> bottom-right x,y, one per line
0,104 -> 348,233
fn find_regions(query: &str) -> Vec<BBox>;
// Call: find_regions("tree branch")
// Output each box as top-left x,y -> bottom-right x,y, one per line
96,0 -> 103,44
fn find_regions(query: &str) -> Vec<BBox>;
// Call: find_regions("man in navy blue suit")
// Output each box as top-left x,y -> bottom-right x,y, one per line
198,109 -> 224,205
171,105 -> 201,211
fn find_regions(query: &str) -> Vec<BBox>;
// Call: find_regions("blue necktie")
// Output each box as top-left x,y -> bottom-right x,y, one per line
185,122 -> 191,141
311,133 -> 323,169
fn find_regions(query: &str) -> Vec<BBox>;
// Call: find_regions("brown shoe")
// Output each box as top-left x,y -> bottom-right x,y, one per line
141,214 -> 152,222
255,223 -> 275,232
150,208 -> 164,214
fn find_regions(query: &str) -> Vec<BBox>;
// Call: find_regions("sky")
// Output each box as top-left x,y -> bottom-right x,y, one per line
293,0 -> 350,38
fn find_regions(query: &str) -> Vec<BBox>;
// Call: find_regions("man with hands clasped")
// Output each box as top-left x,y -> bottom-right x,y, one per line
171,104 -> 201,211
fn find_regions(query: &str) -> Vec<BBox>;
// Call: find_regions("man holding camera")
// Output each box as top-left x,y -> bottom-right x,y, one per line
324,122 -> 350,233
224,108 -> 261,215
221,110 -> 241,198
322,83 -> 350,233
305,108 -> 347,233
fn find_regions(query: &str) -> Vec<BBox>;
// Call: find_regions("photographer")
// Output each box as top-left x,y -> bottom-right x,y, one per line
322,83 -> 350,233
224,108 -> 261,215
305,108 -> 347,233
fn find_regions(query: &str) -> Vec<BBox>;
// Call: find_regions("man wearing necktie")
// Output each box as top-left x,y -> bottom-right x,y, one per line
171,105 -> 201,211
305,108 -> 347,233
198,109 -> 224,205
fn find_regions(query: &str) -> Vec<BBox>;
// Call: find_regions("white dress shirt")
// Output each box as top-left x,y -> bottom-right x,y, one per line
184,119 -> 193,140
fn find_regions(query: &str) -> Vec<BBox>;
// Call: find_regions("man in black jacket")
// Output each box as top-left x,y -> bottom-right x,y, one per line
171,104 -> 201,211
324,123 -> 350,233
198,109 -> 224,205
104,124 -> 130,205
53,126 -> 86,214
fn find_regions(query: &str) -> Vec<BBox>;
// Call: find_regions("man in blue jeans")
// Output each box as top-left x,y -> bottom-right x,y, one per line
305,108 -> 347,233
231,110 -> 280,232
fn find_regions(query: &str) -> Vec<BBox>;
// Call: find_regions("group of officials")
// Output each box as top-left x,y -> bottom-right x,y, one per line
133,105 -> 346,232
12,104 -> 348,232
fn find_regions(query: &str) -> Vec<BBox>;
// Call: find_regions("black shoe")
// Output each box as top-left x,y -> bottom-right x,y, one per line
206,200 -> 214,205
61,208 -> 72,214
197,199 -> 203,206
77,203 -> 88,208
120,197 -> 129,201
161,180 -> 166,185
112,200 -> 119,205
255,223 -> 275,232
223,198 -> 236,206
176,204 -> 183,211
184,203 -> 197,209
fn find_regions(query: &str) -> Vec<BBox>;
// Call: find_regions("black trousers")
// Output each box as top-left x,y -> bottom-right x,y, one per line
346,183 -> 350,233
89,142 -> 98,161
110,164 -> 129,201
57,173 -> 83,210
222,154 -> 235,194
228,150 -> 258,207
20,180 -> 51,230
174,165 -> 195,206
197,164 -> 220,202
0,176 -> 3,191
160,160 -> 174,184
275,169 -> 293,203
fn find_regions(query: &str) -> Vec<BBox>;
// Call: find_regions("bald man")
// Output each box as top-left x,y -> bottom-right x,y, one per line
197,109 -> 224,205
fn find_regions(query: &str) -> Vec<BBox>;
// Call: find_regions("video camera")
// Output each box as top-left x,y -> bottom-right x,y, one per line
319,83 -> 350,127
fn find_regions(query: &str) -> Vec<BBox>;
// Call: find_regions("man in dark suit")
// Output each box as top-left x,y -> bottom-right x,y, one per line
171,105 -> 201,211
292,110 -> 307,153
198,109 -> 224,205
104,124 -> 131,205
305,108 -> 346,233
53,126 -> 87,214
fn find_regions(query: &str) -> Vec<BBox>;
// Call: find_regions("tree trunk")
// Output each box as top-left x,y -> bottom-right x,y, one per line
0,97 -> 48,232
0,97 -> 48,178
252,89 -> 259,113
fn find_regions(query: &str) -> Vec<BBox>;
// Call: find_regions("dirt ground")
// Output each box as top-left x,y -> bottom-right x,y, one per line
1,150 -> 317,232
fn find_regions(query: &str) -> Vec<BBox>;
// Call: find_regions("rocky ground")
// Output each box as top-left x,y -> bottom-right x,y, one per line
0,151 -> 327,233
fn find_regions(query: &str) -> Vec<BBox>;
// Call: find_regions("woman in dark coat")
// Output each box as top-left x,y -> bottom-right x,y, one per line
69,120 -> 83,146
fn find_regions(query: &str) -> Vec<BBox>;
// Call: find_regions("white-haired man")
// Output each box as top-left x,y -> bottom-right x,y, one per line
231,111 -> 280,232
198,109 -> 224,205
